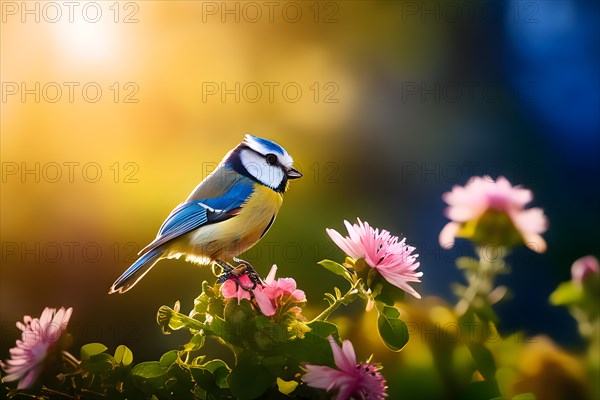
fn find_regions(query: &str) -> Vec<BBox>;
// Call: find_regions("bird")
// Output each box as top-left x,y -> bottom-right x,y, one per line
109,135 -> 302,294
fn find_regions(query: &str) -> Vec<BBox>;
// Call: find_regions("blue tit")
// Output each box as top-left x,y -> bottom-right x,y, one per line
109,135 -> 302,294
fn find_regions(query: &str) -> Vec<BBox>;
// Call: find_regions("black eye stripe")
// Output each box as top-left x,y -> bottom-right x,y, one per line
266,154 -> 278,165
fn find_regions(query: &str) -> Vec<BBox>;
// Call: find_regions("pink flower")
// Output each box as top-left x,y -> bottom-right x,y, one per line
220,265 -> 306,317
1,307 -> 73,389
253,265 -> 306,317
439,176 -> 548,253
571,255 -> 599,286
303,336 -> 387,400
221,273 -> 256,303
326,219 -> 422,299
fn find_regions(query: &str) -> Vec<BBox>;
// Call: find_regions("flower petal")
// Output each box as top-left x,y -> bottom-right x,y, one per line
441,176 -> 547,253
265,265 -> 278,285
221,280 -> 239,298
329,336 -> 355,373
523,233 -> 547,254
17,366 -> 42,389
326,228 -> 362,260
302,365 -> 345,390
253,286 -> 276,316
439,222 -> 461,249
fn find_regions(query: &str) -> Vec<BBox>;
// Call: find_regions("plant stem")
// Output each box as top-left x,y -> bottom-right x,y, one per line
455,246 -> 507,398
311,285 -> 359,322
41,387 -> 75,399
173,312 -> 208,332
62,351 -> 80,369
455,246 -> 503,320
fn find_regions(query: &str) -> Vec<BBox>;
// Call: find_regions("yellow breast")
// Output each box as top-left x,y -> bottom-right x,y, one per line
185,184 -> 283,262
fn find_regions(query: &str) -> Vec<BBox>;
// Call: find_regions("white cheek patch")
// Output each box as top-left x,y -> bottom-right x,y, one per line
240,149 -> 284,189
279,153 -> 294,170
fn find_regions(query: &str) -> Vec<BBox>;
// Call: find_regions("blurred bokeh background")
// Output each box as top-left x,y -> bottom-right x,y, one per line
2,1 -> 599,398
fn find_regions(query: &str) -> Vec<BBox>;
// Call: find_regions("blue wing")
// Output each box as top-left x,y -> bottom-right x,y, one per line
138,180 -> 254,256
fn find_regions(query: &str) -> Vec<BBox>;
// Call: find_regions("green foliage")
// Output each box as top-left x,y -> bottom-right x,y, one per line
457,210 -> 524,250
3,251 -> 414,399
114,345 -> 134,366
80,342 -> 108,360
550,281 -> 582,305
82,352 -> 116,373
228,354 -> 274,400
377,304 -> 409,352
318,259 -> 354,283
371,273 -> 405,305
467,343 -> 497,382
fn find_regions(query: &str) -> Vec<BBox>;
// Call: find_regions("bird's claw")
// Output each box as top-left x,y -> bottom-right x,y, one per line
215,258 -> 263,289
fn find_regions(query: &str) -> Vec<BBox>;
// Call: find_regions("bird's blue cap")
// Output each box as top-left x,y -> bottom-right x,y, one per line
243,134 -> 287,156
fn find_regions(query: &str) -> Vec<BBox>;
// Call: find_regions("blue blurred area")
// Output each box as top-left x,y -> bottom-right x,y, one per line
505,0 -> 600,162
349,0 -> 600,349
500,0 -> 600,347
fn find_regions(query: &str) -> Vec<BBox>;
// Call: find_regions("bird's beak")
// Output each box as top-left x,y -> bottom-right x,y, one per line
286,167 -> 303,179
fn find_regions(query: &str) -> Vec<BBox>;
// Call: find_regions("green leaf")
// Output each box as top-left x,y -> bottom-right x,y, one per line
353,258 -> 369,272
379,304 -> 400,319
82,353 -> 115,373
202,281 -> 216,298
367,268 -> 378,287
203,360 -> 230,388
228,355 -> 274,400
283,322 -> 338,366
374,292 -> 395,306
318,260 -> 353,283
224,298 -> 249,324
80,343 -> 108,360
166,363 -> 195,396
334,286 -> 342,299
549,282 -> 582,306
190,360 -> 231,398
468,343 -> 497,382
114,345 -> 133,366
160,350 -> 179,367
191,355 -> 206,365
261,355 -> 287,376
157,305 -> 187,334
131,361 -> 167,379
370,273 -> 405,304
377,306 -> 408,351
131,361 -> 170,394
184,333 -> 206,352
306,320 -> 338,339
324,292 -> 336,305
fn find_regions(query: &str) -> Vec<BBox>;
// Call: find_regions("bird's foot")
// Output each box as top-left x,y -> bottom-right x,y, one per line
233,257 -> 264,286
215,258 -> 263,289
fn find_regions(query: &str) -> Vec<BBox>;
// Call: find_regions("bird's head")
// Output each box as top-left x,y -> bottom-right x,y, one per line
226,134 -> 302,193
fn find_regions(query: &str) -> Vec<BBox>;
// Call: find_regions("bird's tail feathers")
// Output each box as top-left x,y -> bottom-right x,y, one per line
108,248 -> 165,294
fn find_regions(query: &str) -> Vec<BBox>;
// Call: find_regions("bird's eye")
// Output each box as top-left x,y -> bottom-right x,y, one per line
266,154 -> 278,166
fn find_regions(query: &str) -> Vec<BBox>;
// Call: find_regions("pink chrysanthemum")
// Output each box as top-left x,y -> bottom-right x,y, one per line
303,336 -> 388,400
439,176 -> 548,253
220,265 -> 306,317
1,307 -> 73,389
326,219 -> 422,299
